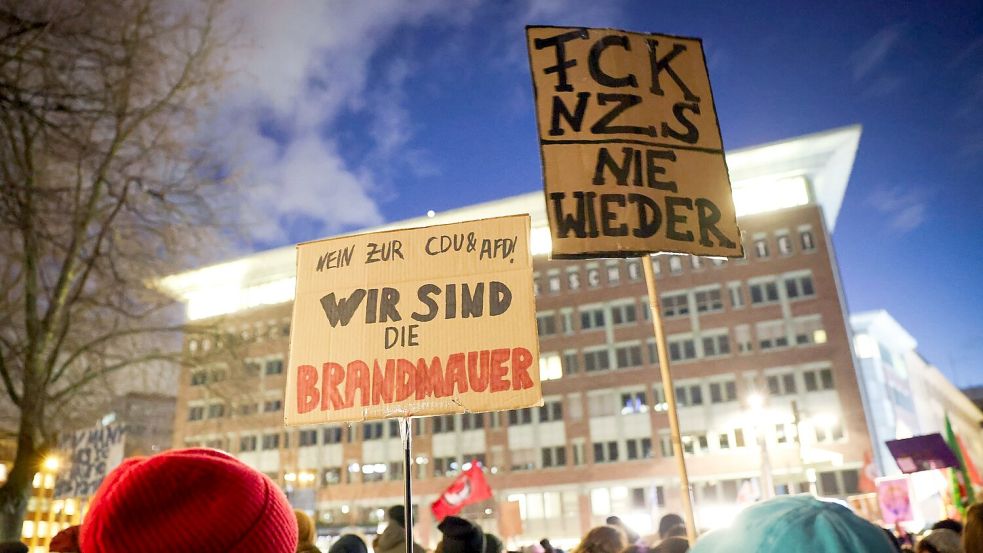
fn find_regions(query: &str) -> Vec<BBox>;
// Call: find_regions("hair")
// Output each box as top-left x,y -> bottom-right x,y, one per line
658,515 -> 685,539
573,527 -> 627,553
650,537 -> 689,553
931,519 -> 963,534
665,525 -> 686,539
915,540 -> 940,553
295,509 -> 315,545
965,503 -> 983,553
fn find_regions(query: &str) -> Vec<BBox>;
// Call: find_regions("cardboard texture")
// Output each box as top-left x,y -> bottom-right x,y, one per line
526,26 -> 743,258
284,215 -> 541,426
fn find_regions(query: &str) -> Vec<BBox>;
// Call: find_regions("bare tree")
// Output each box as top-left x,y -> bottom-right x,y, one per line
0,0 -> 234,538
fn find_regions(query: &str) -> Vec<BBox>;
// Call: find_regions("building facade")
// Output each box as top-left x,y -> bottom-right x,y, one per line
164,126 -> 873,546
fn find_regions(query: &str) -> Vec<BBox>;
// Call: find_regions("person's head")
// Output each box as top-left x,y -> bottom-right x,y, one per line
388,505 -> 407,529
651,537 -> 689,553
485,533 -> 504,553
51,448 -> 297,553
665,525 -> 687,539
657,514 -> 685,540
330,534 -> 368,553
688,496 -> 896,553
438,516 -> 485,553
916,529 -> 962,553
574,526 -> 628,553
295,509 -> 316,546
931,519 -> 963,534
965,503 -> 983,553
0,542 -> 28,553
606,516 -> 639,544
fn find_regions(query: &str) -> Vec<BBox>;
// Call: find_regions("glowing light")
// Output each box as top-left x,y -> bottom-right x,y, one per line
348,463 -> 360,473
530,225 -> 553,256
813,330 -> 828,344
854,334 -> 877,359
43,456 -> 60,472
284,472 -> 297,482
747,393 -> 765,411
427,210 -> 436,218
539,353 -> 562,382
732,176 -> 810,218
341,504 -> 350,514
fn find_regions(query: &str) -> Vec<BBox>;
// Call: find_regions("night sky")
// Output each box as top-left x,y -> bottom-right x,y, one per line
214,1 -> 983,384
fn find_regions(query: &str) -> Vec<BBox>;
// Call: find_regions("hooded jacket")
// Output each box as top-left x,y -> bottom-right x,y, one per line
374,523 -> 425,553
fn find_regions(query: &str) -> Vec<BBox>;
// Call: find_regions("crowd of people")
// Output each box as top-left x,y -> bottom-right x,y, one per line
0,447 -> 975,552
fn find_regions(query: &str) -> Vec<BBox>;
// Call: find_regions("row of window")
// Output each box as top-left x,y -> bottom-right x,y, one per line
189,358 -> 283,386
533,228 -> 817,297
186,321 -> 291,354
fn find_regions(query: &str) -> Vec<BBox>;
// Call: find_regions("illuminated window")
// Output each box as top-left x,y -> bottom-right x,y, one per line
548,273 -> 561,293
621,392 -> 648,414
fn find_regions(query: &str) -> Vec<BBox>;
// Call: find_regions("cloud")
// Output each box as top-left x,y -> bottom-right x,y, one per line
850,24 -> 904,82
865,186 -> 927,233
205,1 -> 479,246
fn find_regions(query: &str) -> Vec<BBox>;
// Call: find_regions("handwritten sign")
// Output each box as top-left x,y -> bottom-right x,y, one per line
284,215 -> 541,425
54,424 -> 125,498
526,26 -> 743,259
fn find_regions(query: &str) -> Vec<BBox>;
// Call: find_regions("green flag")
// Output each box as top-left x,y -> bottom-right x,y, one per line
944,413 -> 975,517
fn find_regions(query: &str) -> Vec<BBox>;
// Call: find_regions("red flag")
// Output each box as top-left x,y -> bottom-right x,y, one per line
431,461 -> 492,520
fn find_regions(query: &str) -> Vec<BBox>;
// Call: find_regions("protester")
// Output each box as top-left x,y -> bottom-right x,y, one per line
329,535 -> 368,553
49,448 -> 297,553
650,537 -> 688,553
484,532 -> 504,553
657,514 -> 685,541
437,516 -> 485,553
295,509 -> 323,553
0,542 -> 27,553
964,503 -> 983,553
932,519 -> 964,535
374,506 -> 425,553
916,529 -> 963,553
607,516 -> 640,544
688,495 -> 895,552
573,526 -> 628,553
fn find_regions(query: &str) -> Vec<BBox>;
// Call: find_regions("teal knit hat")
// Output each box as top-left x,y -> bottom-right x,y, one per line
689,496 -> 896,553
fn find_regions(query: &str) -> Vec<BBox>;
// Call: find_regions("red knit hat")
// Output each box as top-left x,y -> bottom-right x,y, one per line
75,448 -> 297,553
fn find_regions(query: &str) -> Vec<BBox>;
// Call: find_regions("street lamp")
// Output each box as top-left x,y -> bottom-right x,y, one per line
747,393 -> 775,500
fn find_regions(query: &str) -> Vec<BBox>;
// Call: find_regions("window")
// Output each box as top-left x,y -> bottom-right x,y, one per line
238,403 -> 258,417
363,422 -> 384,440
615,344 -> 643,369
668,338 -> 697,362
735,428 -> 746,447
800,229 -> 816,251
659,435 -> 672,457
323,427 -> 343,444
244,360 -> 261,375
572,442 -> 585,465
661,293 -> 689,317
239,435 -> 257,452
190,371 -> 207,386
621,392 -> 648,414
668,256 -> 683,274
709,380 -> 738,403
804,368 -> 835,391
766,372 -> 798,396
652,259 -> 662,276
432,415 -> 456,433
510,448 -> 537,471
777,234 -> 793,255
264,358 -> 284,375
461,413 -> 485,430
694,288 -> 723,313
790,274 -> 816,299
611,303 -> 637,326
539,400 -> 563,422
627,261 -> 642,280
587,267 -> 601,288
299,429 -> 318,447
702,334 -> 730,357
389,419 -> 401,438
323,467 -> 341,486
533,278 -> 541,296
749,281 -> 780,304
207,403 -> 225,419
729,283 -> 745,308
561,311 -> 574,334
690,256 -> 703,270
508,408 -> 533,425
548,274 -> 561,293
584,349 -> 611,372
607,264 -> 621,284
689,385 -> 704,405
542,446 -> 567,468
735,325 -> 752,353
589,392 -> 617,417
563,351 -> 580,375
210,369 -> 227,382
580,308 -> 606,330
188,406 -> 204,421
567,270 -> 581,291
261,434 -> 280,450
793,317 -> 827,345
718,433 -> 731,450
537,313 -> 557,337
754,239 -> 769,258
815,421 -> 846,443
757,320 -> 788,350
593,441 -> 619,463
433,456 -> 459,477
263,399 -> 282,413
626,438 -> 653,460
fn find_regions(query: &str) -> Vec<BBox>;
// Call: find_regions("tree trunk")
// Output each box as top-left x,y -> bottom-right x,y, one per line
0,402 -> 43,541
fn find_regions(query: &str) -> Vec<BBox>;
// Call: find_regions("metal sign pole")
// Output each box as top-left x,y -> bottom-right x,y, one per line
642,255 -> 697,542
400,417 -> 414,553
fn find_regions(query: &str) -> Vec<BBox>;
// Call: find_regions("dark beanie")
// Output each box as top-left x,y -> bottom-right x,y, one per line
388,505 -> 406,529
438,516 -> 485,553
330,534 -> 368,553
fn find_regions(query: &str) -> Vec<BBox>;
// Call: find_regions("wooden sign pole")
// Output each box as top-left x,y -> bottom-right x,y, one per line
400,417 -> 415,553
642,255 -> 697,542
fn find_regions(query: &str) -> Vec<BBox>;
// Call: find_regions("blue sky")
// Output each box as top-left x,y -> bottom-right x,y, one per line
214,0 -> 983,384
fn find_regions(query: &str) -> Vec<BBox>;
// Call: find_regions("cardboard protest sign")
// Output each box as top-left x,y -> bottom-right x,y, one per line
526,26 -> 743,259
284,215 -> 541,425
54,424 -> 126,498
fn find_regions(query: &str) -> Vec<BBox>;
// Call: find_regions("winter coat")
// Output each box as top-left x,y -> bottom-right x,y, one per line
374,523 -> 425,553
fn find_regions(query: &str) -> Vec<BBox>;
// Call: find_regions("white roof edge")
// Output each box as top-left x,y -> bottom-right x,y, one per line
850,309 -> 918,350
